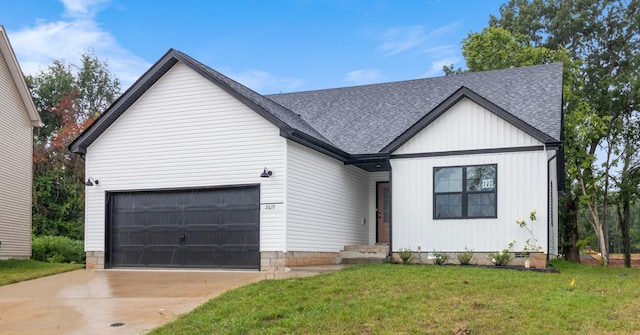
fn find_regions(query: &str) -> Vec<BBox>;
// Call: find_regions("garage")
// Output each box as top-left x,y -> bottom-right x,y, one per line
106,185 -> 260,269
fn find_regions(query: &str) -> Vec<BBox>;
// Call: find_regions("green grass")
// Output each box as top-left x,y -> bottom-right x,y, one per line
0,259 -> 84,286
150,261 -> 640,335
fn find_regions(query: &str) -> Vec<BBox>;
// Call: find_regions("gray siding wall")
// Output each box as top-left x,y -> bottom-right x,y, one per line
0,48 -> 33,259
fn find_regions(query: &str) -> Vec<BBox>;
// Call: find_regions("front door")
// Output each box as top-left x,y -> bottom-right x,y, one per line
376,182 -> 390,244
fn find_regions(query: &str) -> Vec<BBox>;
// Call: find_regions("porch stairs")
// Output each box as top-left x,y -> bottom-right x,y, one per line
338,245 -> 389,264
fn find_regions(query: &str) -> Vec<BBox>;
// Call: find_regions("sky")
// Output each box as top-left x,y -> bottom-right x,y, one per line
0,0 -> 506,94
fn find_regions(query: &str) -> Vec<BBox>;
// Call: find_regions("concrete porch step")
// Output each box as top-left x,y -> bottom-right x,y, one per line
342,244 -> 389,253
337,245 -> 389,265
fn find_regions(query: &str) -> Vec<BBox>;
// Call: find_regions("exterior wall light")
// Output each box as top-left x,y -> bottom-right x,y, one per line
260,168 -> 272,178
85,177 -> 99,186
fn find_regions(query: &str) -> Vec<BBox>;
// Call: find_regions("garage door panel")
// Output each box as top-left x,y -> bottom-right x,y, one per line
108,186 -> 259,269
218,227 -> 259,245
182,229 -> 220,245
222,207 -> 260,224
144,247 -> 183,267
111,246 -> 183,267
183,208 -> 221,226
218,247 -> 260,268
147,227 -> 182,245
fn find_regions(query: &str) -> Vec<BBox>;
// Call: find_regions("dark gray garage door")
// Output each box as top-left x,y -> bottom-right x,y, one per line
106,186 -> 260,269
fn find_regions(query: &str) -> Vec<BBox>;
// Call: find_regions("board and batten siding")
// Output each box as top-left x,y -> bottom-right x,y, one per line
394,98 -> 540,154
286,141 -> 369,251
0,48 -> 33,259
84,62 -> 286,252
391,98 -> 554,253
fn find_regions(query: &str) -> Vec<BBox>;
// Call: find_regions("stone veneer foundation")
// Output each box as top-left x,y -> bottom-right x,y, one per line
390,251 -> 548,268
85,251 -> 105,269
85,251 -> 340,271
260,251 -> 340,272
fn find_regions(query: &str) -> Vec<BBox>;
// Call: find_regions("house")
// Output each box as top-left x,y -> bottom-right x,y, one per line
0,26 -> 42,259
69,49 -> 562,271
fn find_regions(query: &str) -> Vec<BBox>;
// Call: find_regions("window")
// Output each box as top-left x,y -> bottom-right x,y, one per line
434,164 -> 497,219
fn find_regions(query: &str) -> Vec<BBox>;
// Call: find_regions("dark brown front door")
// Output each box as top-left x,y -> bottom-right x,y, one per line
377,182 -> 390,244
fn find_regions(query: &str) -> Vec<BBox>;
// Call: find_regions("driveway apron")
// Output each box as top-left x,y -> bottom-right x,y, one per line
0,269 -> 268,334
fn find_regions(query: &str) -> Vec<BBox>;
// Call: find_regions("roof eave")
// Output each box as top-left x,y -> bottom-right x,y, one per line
281,128 -> 350,162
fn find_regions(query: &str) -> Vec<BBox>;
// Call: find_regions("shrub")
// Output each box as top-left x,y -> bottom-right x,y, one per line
398,248 -> 416,264
490,249 -> 512,266
433,252 -> 449,265
457,249 -> 474,265
32,235 -> 85,264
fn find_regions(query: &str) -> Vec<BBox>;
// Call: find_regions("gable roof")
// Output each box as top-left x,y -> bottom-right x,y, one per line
268,63 -> 563,154
69,49 -> 341,157
0,26 -> 42,127
69,49 -> 563,161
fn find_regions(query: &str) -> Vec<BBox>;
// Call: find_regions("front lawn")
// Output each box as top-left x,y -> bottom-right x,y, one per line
0,259 -> 84,286
150,261 -> 640,334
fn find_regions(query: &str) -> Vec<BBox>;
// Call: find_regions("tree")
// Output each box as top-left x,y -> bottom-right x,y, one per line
449,26 -> 590,262
28,51 -> 121,240
611,113 -> 640,267
489,0 -> 640,265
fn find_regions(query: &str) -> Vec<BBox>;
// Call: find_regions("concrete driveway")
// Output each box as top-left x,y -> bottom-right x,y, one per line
0,268 -> 328,334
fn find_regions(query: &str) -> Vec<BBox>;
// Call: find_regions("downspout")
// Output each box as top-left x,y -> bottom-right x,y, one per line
547,147 -> 558,264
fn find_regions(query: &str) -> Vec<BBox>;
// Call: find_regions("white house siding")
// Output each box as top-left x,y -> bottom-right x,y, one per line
286,141 -> 369,251
394,98 -> 539,155
392,151 -> 549,253
84,62 -> 286,253
368,171 -> 389,244
0,48 -> 33,259
391,98 -> 552,253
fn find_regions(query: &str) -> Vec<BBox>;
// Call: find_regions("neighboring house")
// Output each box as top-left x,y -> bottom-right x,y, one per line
0,26 -> 42,259
69,49 -> 562,271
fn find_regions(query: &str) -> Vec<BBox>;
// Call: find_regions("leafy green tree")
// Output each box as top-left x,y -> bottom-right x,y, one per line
28,51 -> 120,240
489,0 -> 640,266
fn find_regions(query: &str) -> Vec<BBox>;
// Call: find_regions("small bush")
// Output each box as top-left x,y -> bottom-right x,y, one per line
433,252 -> 449,265
398,248 -> 416,264
32,235 -> 85,264
457,249 -> 474,265
490,249 -> 512,266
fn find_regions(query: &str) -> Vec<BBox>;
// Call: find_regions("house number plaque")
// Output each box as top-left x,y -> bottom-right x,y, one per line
482,179 -> 494,189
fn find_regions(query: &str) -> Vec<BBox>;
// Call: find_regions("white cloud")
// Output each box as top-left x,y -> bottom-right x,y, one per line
7,0 -> 150,89
379,26 -> 426,56
422,56 -> 461,77
60,0 -> 109,18
378,21 -> 461,56
345,69 -> 384,85
226,69 -> 304,94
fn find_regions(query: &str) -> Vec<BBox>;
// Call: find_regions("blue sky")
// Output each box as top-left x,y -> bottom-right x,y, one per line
1,0 -> 505,94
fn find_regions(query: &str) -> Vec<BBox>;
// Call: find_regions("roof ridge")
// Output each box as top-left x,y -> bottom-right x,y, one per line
268,62 -> 563,97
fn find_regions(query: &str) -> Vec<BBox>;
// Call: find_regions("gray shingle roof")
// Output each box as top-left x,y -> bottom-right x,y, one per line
268,63 -> 563,154
70,49 -> 562,160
